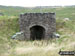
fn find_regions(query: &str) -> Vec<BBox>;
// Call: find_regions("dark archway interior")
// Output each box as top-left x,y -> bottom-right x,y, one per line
30,25 -> 45,40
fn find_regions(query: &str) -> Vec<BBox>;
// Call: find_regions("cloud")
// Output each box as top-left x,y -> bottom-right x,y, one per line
0,0 -> 75,7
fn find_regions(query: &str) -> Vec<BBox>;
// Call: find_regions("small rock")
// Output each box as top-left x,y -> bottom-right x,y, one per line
53,33 -> 60,38
64,18 -> 70,21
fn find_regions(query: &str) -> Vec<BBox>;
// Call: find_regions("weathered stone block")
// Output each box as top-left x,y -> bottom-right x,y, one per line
19,12 -> 56,40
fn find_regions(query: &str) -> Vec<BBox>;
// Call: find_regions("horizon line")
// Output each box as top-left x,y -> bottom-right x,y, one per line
0,5 -> 75,8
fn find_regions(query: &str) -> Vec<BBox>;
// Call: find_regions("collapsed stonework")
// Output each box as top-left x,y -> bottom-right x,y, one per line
19,13 -> 56,40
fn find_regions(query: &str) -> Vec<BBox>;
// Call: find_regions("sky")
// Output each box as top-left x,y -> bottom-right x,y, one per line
0,0 -> 75,7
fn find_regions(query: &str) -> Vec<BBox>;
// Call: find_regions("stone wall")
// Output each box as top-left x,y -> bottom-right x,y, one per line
19,13 -> 56,40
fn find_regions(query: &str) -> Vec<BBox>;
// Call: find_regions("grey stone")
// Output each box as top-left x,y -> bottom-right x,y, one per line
11,31 -> 25,40
19,12 -> 56,40
53,33 -> 60,38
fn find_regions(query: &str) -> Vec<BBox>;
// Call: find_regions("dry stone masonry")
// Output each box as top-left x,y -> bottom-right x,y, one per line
19,13 -> 56,40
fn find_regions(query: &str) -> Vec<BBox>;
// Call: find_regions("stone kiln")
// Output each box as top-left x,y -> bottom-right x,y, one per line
19,13 -> 56,40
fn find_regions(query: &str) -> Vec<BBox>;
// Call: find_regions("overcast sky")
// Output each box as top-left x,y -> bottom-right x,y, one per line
0,0 -> 75,7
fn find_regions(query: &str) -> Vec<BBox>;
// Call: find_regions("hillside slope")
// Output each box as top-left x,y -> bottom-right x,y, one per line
0,5 -> 75,56
0,5 -> 75,19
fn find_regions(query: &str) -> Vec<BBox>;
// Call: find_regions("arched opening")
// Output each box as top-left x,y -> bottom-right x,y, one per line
30,25 -> 45,40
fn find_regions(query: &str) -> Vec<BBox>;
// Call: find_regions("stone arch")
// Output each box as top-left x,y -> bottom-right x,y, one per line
30,25 -> 45,40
